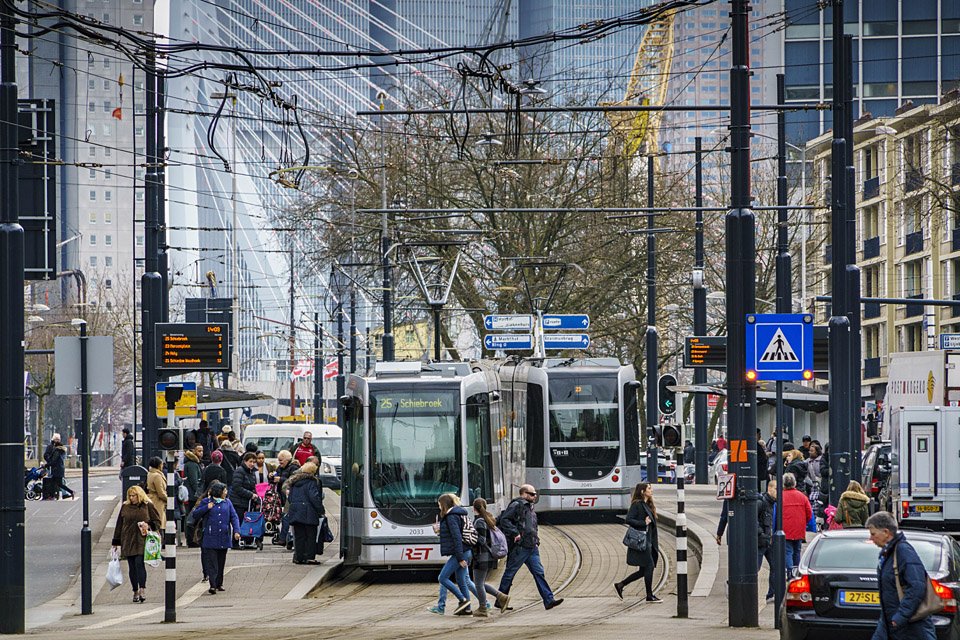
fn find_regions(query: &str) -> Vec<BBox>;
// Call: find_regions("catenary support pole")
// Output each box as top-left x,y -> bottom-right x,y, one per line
676,446 -> 689,617
142,45 -> 161,464
80,322 -> 92,615
314,312 -> 322,423
350,287 -> 357,373
164,431 -> 176,623
645,155 -> 659,488
379,94 -> 394,361
693,137 -> 708,485
336,270 -> 346,429
289,247 -> 296,417
0,0 -> 26,631
726,0 -> 758,627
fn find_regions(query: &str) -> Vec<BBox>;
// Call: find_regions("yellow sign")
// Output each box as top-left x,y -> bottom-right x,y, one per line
156,389 -> 198,418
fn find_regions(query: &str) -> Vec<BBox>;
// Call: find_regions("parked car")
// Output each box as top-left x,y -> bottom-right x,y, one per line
780,528 -> 960,640
640,450 -> 677,484
860,439 -> 891,513
708,448 -> 728,485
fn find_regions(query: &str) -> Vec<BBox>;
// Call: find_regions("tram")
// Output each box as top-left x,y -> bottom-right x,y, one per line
339,361 -> 520,569
497,357 -> 643,513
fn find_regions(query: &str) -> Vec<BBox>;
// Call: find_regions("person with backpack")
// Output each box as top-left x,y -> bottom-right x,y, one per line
497,485 -> 563,610
469,498 -> 510,617
835,480 -> 870,528
435,493 -> 474,616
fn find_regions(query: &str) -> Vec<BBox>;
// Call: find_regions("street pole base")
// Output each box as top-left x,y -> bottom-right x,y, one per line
728,581 -> 759,627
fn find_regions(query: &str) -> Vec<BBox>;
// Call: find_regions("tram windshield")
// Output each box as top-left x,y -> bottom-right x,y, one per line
369,388 -> 462,525
548,374 -> 620,479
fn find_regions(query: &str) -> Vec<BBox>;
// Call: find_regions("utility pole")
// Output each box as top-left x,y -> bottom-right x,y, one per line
0,3 -> 25,629
314,312 -> 322,423
79,321 -> 92,615
645,155 -> 659,488
726,0 -> 758,627
334,268 -> 346,429
289,246 -> 295,417
693,137 -> 708,485
379,92 -> 394,361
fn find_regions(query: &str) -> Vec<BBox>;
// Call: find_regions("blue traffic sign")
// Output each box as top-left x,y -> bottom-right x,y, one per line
484,334 -> 533,350
744,313 -> 814,381
543,333 -> 591,350
542,314 -> 590,330
483,314 -> 533,331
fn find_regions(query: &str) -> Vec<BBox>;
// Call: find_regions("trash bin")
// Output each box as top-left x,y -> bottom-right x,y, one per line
120,465 -> 148,501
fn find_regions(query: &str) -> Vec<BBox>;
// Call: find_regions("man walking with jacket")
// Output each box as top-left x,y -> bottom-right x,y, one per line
183,444 -> 205,546
497,485 -> 563,610
120,427 -> 136,470
782,472 -> 812,575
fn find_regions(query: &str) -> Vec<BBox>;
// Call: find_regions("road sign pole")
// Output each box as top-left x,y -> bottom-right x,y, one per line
79,322 -> 92,615
774,381 -> 785,629
645,155 -> 659,488
693,136 -> 708,485
164,406 -> 177,623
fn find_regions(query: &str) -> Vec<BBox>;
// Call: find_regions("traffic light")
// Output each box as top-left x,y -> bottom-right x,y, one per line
157,428 -> 197,451
658,374 -> 677,415
654,423 -> 683,448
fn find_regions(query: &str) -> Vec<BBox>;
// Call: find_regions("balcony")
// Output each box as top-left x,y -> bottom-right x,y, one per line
954,293 -> 960,319
906,293 -> 924,318
863,176 -> 880,200
864,302 -> 882,319
864,357 -> 881,380
863,236 -> 880,260
824,244 -> 832,265
905,231 -> 924,255
905,169 -> 924,192
952,162 -> 960,187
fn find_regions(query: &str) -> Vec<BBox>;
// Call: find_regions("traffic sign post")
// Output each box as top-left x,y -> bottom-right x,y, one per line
483,314 -> 533,331
744,314 -> 814,382
483,334 -> 533,350
543,333 -> 590,350
542,314 -> 590,330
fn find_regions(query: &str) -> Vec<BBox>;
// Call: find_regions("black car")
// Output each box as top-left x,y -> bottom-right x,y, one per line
781,529 -> 960,640
861,440 -> 891,513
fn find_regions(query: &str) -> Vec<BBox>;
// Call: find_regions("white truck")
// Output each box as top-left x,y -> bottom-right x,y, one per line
886,350 -> 960,531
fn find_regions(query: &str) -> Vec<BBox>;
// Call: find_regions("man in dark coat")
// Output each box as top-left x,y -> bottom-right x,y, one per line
120,428 -> 136,470
183,444 -> 205,547
498,485 -> 563,610
757,428 -> 770,490
219,440 -> 241,485
193,420 -> 218,465
271,450 -> 300,544
230,452 -> 258,548
43,434 -> 74,499
286,462 -> 324,564
866,511 -> 936,640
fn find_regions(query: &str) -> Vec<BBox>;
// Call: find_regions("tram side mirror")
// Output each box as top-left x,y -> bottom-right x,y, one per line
627,381 -> 642,391
490,391 -> 500,402
340,395 -> 354,409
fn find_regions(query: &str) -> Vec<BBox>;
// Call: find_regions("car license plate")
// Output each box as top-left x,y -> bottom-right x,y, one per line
910,504 -> 942,513
840,590 -> 880,606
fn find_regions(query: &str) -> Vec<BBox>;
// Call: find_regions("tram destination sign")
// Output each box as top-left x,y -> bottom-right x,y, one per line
156,323 -> 230,372
684,336 -> 728,369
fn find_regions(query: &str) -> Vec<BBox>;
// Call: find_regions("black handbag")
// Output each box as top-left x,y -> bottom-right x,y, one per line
622,526 -> 648,552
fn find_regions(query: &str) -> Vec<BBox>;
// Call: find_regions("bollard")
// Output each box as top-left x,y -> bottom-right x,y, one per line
676,447 -> 688,617
164,448 -> 176,622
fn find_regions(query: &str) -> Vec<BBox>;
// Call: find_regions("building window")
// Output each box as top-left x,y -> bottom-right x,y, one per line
864,325 -> 881,359
103,57 -> 110,70
89,190 -> 96,201
903,324 -> 923,352
135,167 -> 144,180
102,79 -> 110,91
904,260 -> 923,297
102,100 -> 111,113
134,80 -> 144,92
135,190 -> 144,202
89,146 -> 96,158
864,265 -> 881,297
135,126 -> 144,137
133,14 -> 143,26
89,168 -> 96,179
136,235 -> 144,246
104,212 -> 111,224
104,256 -> 112,267
89,256 -> 97,267
90,234 -> 97,246
104,168 -> 111,180
904,133 -> 923,173
89,212 -> 97,224
104,148 -> 111,157
105,234 -> 112,246
135,103 -> 144,115
105,278 -> 112,289
864,205 -> 880,239
88,101 -> 95,113
103,123 -> 111,136
904,198 -> 922,235
105,190 -> 111,202
88,79 -> 95,91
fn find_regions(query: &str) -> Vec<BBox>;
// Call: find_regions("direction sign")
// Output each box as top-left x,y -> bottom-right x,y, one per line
941,334 -> 960,350
543,333 -> 591,350
483,314 -> 533,331
745,313 -> 814,382
542,314 -> 590,330
484,334 -> 533,350
156,382 -> 198,418
156,323 -> 229,372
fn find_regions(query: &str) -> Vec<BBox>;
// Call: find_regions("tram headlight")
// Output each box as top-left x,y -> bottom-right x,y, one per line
372,519 -> 383,529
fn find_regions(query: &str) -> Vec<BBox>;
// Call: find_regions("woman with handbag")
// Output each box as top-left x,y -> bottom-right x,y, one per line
835,480 -> 870,528
111,485 -> 162,603
614,482 -> 661,603
195,482 -> 241,595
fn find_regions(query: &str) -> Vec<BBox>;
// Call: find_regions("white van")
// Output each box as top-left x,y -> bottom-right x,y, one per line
242,423 -> 342,489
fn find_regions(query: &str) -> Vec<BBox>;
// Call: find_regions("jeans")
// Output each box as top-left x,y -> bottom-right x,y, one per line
438,550 -> 472,603
126,555 -> 146,592
437,564 -> 499,611
758,545 -> 776,598
202,547 -> 228,589
498,546 -> 555,605
278,512 -> 290,543
785,539 -> 803,575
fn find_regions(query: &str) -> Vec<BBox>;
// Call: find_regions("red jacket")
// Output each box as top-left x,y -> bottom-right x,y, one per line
782,488 -> 812,540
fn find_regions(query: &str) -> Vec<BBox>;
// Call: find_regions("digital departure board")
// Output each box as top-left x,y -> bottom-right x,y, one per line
684,336 -> 728,369
156,323 -> 230,372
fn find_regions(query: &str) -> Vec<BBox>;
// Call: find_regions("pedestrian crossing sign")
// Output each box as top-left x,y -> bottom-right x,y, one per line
744,313 -> 814,381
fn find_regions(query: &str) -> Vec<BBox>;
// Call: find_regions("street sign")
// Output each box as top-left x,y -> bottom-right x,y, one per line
156,382 -> 198,418
156,323 -> 230,372
483,314 -> 533,331
745,313 -> 814,382
542,314 -> 590,330
684,336 -> 728,369
54,336 -> 115,396
717,473 -> 736,500
484,334 -> 533,350
543,333 -> 591,349
941,334 -> 960,350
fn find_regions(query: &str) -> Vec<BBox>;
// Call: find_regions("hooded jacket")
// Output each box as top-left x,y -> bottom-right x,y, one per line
121,434 -> 136,468
196,496 -> 241,550
183,451 -> 204,502
230,463 -> 257,513
499,497 -> 539,550
836,490 -> 870,528
439,505 -> 470,562
219,443 -> 241,484
873,532 -> 937,640
43,441 -> 67,478
286,471 -> 324,525
202,462 -> 227,493
782,487 -> 813,540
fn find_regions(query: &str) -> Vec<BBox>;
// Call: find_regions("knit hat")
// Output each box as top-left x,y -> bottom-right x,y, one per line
221,425 -> 232,434
211,450 -> 223,464
300,462 -> 318,475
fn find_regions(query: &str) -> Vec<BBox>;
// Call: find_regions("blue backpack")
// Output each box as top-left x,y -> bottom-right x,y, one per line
488,526 -> 509,559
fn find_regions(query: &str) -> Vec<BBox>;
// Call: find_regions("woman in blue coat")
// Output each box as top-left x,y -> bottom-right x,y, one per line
866,511 -> 936,640
194,482 -> 241,595
286,462 -> 324,564
436,493 -> 473,616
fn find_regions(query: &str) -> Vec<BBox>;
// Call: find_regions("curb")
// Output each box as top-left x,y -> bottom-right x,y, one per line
657,506 -> 718,598
282,559 -> 345,600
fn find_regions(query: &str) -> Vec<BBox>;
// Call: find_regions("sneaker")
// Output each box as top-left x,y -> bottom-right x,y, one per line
495,592 -> 511,613
216,586 -> 224,592
132,595 -> 140,603
202,576 -> 208,583
428,606 -> 445,615
208,588 -> 216,595
544,598 -> 564,610
766,595 -> 775,604
472,605 -> 489,617
454,607 -> 472,616
645,595 -> 663,603
138,595 -> 145,603
453,599 -> 471,615
614,582 -> 624,600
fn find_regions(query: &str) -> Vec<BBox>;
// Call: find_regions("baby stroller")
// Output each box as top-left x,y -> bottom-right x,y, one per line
24,466 -> 47,501
238,497 -> 266,550
809,483 -> 827,532
261,487 -> 283,541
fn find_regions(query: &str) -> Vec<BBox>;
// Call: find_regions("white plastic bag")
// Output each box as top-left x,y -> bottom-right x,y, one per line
106,549 -> 124,590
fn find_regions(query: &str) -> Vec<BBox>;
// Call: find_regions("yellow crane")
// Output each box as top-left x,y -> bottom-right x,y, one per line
601,9 -> 677,161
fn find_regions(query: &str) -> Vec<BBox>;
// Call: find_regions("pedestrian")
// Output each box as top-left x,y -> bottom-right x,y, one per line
253,451 -> 272,485
219,439 -> 240,485
43,433 -> 74,500
757,428 -> 769,490
286,462 -> 324,564
120,427 -> 136,470
498,485 -> 563,610
435,493 -> 473,616
173,460 -> 185,546
230,452 -> 259,526
184,444 -> 204,505
226,428 -> 243,453
683,440 -> 695,469
193,420 -> 217,465
806,444 -> 823,487
111,485 -> 162,603
716,433 -> 727,451
288,431 -> 322,467
195,482 -> 241,595
469,498 -> 509,617
146,456 -> 168,531
799,435 -> 812,459
784,449 -> 809,493
835,480 -> 870,528
866,511 -> 936,640
217,425 -> 230,446
271,450 -> 300,546
614,482 -> 661,603
716,479 -> 777,602
203,449 -> 228,493
186,483 -> 214,581
782,472 -> 812,574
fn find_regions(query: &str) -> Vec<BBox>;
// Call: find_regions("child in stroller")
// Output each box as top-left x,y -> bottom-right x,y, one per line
24,465 -> 47,500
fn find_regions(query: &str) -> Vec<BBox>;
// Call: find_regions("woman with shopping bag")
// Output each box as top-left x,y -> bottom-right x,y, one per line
111,485 -> 162,603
